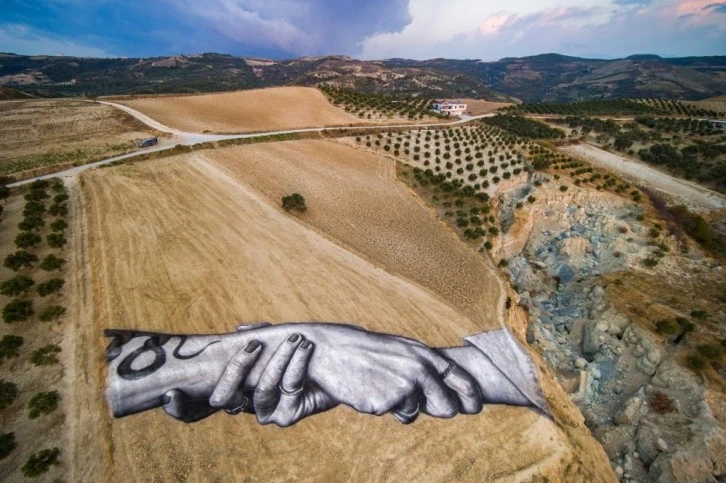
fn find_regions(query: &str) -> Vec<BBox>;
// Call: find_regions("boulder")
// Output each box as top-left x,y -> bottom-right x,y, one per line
614,392 -> 644,426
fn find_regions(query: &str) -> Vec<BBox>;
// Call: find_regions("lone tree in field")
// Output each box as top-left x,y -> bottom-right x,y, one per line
281,193 -> 307,213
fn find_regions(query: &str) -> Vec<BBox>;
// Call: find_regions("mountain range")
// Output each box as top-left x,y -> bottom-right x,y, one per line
1,52 -> 724,102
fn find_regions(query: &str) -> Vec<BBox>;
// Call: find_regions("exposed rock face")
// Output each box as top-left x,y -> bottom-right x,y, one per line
500,180 -> 726,482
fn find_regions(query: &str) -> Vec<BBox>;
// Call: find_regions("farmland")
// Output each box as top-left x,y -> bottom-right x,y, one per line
116,87 -> 374,134
0,99 -> 163,179
0,179 -> 70,481
69,153 -> 612,481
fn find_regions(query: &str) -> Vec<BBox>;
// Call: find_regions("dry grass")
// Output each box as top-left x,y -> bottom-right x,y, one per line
67,153 -> 614,481
116,87 -> 369,134
462,99 -> 512,116
0,99 -> 163,178
205,139 -> 499,329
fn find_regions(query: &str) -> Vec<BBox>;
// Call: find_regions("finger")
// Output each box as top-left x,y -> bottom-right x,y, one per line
419,372 -> 460,418
392,394 -> 420,425
257,334 -> 303,392
441,366 -> 483,415
162,389 -> 217,423
280,340 -> 314,394
209,340 -> 262,408
254,334 -> 303,423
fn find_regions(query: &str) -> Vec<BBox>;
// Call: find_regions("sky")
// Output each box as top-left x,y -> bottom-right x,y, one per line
1,0 -> 724,60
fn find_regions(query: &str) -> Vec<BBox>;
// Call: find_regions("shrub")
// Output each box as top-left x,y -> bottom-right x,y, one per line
685,353 -> 708,372
18,216 -> 44,232
46,233 -> 67,248
21,447 -> 61,477
655,319 -> 679,336
30,345 -> 61,366
3,299 -> 33,323
23,201 -> 45,217
50,219 -> 67,232
48,203 -> 68,217
527,195 -> 536,203
0,335 -> 23,364
498,259 -> 509,267
4,251 -> 38,271
0,379 -> 18,410
642,257 -> 659,268
0,275 -> 35,296
38,305 -> 66,322
40,255 -> 66,272
484,241 -> 493,250
37,279 -> 65,297
648,391 -> 675,414
15,231 -> 42,249
281,193 -> 307,212
559,185 -> 568,192
0,185 -> 9,200
0,432 -> 16,460
27,391 -> 60,419
696,344 -> 722,360
690,309 -> 709,320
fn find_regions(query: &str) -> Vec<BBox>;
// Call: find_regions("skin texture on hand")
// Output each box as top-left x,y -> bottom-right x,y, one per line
107,323 -> 484,426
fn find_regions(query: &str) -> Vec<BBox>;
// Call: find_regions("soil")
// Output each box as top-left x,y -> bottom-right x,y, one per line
116,87 -> 373,134
462,100 -> 512,116
0,99 -> 163,178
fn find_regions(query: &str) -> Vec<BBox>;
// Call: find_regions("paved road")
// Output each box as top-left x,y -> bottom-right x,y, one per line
10,102 -> 494,187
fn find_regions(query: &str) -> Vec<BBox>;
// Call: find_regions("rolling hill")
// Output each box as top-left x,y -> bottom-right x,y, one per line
1,51 -> 724,102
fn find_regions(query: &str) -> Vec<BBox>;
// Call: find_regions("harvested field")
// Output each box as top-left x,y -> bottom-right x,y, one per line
205,139 -> 499,328
71,154 -> 613,481
116,87 -> 368,134
0,99 -> 163,179
462,99 -> 512,116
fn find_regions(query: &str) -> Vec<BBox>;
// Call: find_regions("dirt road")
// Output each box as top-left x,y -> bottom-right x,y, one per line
562,143 -> 726,212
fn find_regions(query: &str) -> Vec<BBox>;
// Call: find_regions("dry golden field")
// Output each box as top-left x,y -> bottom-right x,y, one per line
461,99 -> 512,116
116,87 -> 369,134
66,150 -> 614,482
0,99 -> 162,179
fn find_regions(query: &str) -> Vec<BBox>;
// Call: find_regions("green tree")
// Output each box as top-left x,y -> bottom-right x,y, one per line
0,432 -> 16,460
15,231 -> 42,249
30,345 -> 61,366
38,305 -> 66,322
4,251 -> 38,271
50,219 -> 68,232
18,216 -> 45,232
281,193 -> 307,212
37,279 -> 65,297
0,379 -> 18,410
0,335 -> 23,364
40,255 -> 66,272
3,299 -> 33,323
47,233 -> 67,248
21,448 -> 61,477
0,275 -> 35,296
27,391 -> 60,419
0,185 -> 10,200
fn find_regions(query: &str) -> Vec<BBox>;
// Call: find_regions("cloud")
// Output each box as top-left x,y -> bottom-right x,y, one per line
166,0 -> 411,57
0,23 -> 114,57
359,0 -> 726,60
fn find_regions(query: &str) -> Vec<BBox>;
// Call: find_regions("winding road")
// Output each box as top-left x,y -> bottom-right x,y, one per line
9,102 -> 493,187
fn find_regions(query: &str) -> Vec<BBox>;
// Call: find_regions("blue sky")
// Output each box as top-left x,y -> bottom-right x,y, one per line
1,0 -> 725,59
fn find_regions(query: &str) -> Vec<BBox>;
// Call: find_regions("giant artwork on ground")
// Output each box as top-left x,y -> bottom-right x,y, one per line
105,323 -> 548,426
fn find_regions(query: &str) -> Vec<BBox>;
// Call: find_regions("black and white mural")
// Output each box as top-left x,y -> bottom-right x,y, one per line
105,323 -> 548,426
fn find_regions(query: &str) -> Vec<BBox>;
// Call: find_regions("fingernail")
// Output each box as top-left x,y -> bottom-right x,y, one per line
245,340 -> 261,353
288,334 -> 300,343
301,340 -> 312,350
162,394 -> 171,405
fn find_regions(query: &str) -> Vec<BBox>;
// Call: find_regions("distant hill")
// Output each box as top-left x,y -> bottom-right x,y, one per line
0,85 -> 34,100
1,52 -> 724,102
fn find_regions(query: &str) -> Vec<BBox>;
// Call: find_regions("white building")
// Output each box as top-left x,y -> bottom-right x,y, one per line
433,99 -> 467,117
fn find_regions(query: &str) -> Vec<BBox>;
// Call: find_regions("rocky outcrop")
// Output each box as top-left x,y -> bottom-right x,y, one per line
499,180 -> 726,482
